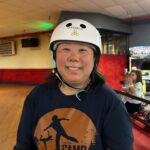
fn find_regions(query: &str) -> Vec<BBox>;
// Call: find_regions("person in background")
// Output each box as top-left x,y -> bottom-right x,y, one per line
121,73 -> 131,92
121,72 -> 132,103
125,69 -> 144,114
14,18 -> 133,150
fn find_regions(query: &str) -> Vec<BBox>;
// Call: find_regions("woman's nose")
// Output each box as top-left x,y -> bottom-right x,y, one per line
68,51 -> 79,62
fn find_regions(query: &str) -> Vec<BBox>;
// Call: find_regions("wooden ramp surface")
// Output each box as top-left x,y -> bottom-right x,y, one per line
0,84 -> 34,150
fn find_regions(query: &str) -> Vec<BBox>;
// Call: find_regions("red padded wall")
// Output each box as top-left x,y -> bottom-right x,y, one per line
98,55 -> 128,90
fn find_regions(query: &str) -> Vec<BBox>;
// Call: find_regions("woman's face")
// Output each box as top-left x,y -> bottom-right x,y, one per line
56,42 -> 95,88
130,72 -> 137,82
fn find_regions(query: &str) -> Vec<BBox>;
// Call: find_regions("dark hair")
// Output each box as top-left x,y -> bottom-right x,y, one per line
131,70 -> 143,84
90,50 -> 105,85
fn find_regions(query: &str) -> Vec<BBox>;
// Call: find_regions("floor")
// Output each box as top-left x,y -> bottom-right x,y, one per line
0,84 -> 34,150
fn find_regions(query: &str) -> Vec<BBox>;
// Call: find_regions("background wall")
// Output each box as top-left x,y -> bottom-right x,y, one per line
129,22 -> 150,47
0,34 -> 53,69
99,55 -> 128,90
0,34 -> 53,83
0,33 -> 128,89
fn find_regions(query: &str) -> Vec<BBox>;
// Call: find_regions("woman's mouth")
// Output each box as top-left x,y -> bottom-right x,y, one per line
67,66 -> 81,71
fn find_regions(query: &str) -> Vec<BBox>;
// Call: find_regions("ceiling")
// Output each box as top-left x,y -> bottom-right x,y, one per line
0,0 -> 150,38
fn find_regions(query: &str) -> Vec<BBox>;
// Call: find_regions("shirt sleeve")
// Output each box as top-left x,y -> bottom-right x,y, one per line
134,82 -> 144,98
14,93 -> 37,150
102,93 -> 134,150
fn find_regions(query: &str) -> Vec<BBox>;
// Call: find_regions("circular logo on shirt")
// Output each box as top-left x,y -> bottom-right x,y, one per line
34,108 -> 96,150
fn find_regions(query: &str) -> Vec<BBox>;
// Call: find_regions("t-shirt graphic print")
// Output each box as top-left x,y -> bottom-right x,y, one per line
34,108 -> 97,150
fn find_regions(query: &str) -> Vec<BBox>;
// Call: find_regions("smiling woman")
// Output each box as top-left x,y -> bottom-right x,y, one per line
14,19 -> 133,150
56,42 -> 94,89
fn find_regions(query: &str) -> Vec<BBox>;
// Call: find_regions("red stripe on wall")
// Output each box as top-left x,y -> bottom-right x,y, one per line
0,69 -> 51,84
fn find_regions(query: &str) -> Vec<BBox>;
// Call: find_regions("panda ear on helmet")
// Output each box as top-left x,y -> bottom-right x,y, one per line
49,18 -> 102,55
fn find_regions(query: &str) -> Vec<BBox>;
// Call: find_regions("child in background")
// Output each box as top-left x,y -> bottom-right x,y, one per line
122,73 -> 131,93
121,73 -> 132,103
125,69 -> 144,114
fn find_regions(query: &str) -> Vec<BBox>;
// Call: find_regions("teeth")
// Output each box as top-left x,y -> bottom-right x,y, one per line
68,67 -> 79,71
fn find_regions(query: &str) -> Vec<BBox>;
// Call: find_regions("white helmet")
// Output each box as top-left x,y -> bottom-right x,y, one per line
49,18 -> 102,54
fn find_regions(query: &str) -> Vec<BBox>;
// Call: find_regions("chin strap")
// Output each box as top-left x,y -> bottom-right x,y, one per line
52,69 -> 88,101
75,90 -> 87,101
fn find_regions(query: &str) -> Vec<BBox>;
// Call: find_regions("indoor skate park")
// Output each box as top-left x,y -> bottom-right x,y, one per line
0,0 -> 150,150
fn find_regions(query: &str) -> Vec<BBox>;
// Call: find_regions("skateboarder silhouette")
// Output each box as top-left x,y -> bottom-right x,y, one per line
44,115 -> 78,150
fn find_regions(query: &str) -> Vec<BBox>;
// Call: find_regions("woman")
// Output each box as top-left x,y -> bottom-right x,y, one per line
14,19 -> 133,150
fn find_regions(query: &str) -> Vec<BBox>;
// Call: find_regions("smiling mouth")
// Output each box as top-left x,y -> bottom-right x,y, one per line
66,66 -> 81,71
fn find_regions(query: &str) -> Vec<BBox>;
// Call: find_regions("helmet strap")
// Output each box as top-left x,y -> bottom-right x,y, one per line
52,68 -> 85,90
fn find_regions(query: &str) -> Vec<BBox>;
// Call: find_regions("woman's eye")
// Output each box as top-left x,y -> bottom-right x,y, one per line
62,48 -> 70,52
79,49 -> 87,53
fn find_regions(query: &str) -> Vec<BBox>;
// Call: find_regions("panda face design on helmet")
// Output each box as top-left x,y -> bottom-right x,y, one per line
66,22 -> 86,29
65,22 -> 86,37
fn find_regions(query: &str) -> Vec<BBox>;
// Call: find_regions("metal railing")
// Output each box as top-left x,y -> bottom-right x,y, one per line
115,90 -> 150,127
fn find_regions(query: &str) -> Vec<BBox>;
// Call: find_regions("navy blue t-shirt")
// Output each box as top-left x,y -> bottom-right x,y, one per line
15,82 -> 133,150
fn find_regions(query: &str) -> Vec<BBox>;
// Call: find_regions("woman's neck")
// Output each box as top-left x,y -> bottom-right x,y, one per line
59,80 -> 90,95
59,83 -> 78,95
